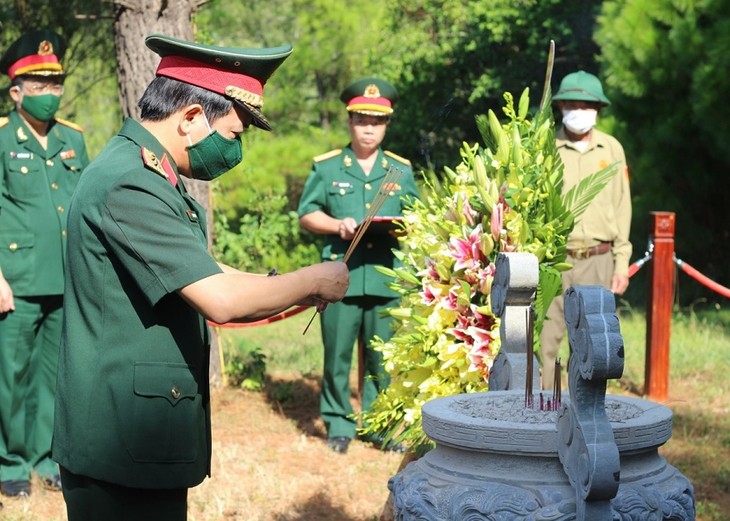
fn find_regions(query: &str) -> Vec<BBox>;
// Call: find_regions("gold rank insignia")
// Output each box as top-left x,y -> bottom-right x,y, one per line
141,147 -> 178,186
16,126 -> 28,142
0,117 -> 8,128
343,155 -> 352,167
381,157 -> 388,168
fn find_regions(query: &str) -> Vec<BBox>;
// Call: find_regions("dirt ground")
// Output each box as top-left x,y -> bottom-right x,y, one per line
0,373 -> 405,521
1,372 -> 727,520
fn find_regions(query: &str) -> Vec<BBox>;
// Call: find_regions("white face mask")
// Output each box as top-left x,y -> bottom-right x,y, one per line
561,109 -> 597,135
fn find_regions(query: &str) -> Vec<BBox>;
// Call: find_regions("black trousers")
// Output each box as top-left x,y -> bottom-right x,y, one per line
61,467 -> 188,521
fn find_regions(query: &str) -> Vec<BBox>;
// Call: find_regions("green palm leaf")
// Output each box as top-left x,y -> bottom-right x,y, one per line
562,162 -> 618,221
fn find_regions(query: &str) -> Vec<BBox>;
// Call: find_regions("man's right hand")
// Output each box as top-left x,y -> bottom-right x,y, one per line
299,261 -> 349,306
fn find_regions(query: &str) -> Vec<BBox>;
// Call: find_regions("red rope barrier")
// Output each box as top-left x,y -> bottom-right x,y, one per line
675,258 -> 730,299
208,305 -> 310,329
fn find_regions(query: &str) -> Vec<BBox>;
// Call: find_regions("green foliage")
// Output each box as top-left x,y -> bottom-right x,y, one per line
595,0 -> 730,304
212,189 -> 321,273
0,0 -> 120,157
366,0 -> 603,170
225,346 -> 267,391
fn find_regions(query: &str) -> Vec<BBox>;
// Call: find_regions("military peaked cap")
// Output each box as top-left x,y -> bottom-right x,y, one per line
146,34 -> 293,131
340,77 -> 398,116
0,30 -> 66,79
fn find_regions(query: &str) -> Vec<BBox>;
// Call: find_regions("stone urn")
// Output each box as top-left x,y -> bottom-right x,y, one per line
388,254 -> 695,520
389,391 -> 694,519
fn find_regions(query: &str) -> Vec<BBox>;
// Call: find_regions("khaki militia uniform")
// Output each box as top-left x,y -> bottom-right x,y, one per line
298,146 -> 419,440
52,119 -> 222,505
0,111 -> 88,481
541,127 -> 632,388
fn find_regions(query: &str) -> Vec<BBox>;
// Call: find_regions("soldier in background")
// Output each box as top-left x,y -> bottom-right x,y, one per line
540,70 -> 632,390
0,30 -> 89,497
298,78 -> 419,454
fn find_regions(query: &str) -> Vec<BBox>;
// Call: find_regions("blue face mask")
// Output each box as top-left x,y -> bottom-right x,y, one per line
186,114 -> 243,181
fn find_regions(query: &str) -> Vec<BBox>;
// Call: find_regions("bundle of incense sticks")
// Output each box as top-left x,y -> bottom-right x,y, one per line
525,306 -> 535,408
302,166 -> 405,334
552,358 -> 562,409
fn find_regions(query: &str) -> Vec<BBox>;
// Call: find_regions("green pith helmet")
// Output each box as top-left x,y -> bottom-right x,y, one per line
0,30 -> 67,79
340,77 -> 398,116
553,70 -> 611,106
145,34 -> 293,131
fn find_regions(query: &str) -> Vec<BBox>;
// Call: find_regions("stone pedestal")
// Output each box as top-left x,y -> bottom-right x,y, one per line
389,391 -> 695,520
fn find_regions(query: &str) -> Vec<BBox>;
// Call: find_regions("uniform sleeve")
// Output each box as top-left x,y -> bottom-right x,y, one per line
297,162 -> 327,217
102,173 -> 222,307
610,139 -> 632,276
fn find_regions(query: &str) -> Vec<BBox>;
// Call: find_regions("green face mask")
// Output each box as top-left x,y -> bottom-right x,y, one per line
21,93 -> 61,122
186,114 -> 243,181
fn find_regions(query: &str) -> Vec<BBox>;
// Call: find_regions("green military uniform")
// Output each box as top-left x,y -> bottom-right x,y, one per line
298,146 -> 419,440
52,33 -> 292,519
52,117 -> 222,489
0,111 -> 88,483
540,71 -> 632,389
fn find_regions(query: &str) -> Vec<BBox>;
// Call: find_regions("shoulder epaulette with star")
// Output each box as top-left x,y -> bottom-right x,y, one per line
384,150 -> 411,167
0,116 -> 8,129
141,147 -> 178,186
55,118 -> 84,132
313,149 -> 342,163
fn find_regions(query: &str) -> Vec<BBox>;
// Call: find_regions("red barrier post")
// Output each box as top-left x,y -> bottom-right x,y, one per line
644,212 -> 675,400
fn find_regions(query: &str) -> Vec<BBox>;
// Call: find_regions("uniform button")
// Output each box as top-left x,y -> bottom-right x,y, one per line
70,166 -> 77,171
61,230 -> 68,237
51,182 -> 59,190
9,242 -> 18,251
171,386 -> 181,400
389,191 -> 395,196
46,159 -> 54,166
364,183 -> 372,190
57,206 -> 65,213
20,166 -> 28,174
329,253 -> 338,260
366,243 -> 373,249
365,203 -> 371,209
339,188 -> 345,195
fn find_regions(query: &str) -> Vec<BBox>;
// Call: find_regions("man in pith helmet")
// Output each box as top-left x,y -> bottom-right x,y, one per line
540,70 -> 632,390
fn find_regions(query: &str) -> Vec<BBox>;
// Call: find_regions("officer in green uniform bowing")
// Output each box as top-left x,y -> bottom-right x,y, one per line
298,77 -> 420,454
0,30 -> 89,498
52,34 -> 348,521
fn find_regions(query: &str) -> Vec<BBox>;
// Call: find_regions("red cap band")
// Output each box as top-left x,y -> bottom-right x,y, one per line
347,95 -> 392,110
8,54 -> 62,80
155,55 -> 264,98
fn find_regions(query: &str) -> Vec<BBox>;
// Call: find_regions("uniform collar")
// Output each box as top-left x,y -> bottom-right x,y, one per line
118,117 -> 181,178
342,145 -> 390,182
8,109 -> 61,158
556,126 -> 610,153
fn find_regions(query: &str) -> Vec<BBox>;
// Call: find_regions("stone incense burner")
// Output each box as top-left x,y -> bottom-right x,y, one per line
389,253 -> 695,520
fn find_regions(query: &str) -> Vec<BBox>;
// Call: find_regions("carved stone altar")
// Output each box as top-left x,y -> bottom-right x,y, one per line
388,253 -> 695,520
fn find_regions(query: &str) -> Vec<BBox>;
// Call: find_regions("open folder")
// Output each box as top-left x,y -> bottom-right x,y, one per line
356,216 -> 404,235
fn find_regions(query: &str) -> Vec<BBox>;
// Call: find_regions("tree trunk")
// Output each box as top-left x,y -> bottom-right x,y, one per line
112,0 -> 224,388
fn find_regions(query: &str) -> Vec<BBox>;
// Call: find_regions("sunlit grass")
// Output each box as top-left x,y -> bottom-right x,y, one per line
222,304 -> 730,520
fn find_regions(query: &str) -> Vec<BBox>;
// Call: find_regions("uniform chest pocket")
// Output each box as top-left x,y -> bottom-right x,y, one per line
5,160 -> 43,199
327,184 -> 357,215
127,362 -> 203,463
61,157 -> 84,174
